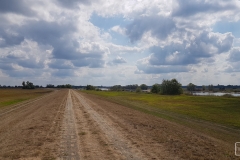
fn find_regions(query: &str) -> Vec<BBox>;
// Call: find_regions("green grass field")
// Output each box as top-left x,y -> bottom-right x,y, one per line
82,90 -> 240,129
0,89 -> 53,108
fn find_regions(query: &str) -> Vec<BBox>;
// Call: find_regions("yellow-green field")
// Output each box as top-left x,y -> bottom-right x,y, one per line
82,90 -> 240,129
0,89 -> 53,108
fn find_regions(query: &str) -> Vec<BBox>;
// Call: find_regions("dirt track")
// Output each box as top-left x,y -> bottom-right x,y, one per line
0,89 -> 238,159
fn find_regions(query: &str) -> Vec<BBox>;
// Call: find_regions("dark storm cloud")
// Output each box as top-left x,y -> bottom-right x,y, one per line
0,0 -> 35,16
125,15 -> 176,42
172,0 -> 236,17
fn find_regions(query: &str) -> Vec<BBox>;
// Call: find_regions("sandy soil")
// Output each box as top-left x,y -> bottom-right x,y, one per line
0,89 -> 238,159
0,89 -> 68,159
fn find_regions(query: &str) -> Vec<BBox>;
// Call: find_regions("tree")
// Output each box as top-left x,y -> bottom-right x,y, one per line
136,87 -> 142,93
125,84 -> 138,91
65,84 -> 72,88
46,84 -> 55,88
160,79 -> 182,95
208,84 -> 214,91
22,81 -> 25,87
22,81 -> 35,89
111,85 -> 122,91
187,83 -> 196,92
202,85 -> 206,91
151,84 -> 161,93
140,84 -> 148,90
86,85 -> 95,90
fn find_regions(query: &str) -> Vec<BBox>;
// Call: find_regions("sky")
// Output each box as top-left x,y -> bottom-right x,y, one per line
0,0 -> 240,86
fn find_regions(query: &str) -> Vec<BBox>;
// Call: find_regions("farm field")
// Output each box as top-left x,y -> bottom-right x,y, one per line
0,89 -> 239,159
0,88 -> 53,108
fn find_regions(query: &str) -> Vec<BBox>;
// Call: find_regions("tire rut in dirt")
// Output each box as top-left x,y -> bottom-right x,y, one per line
59,90 -> 80,159
72,90 -> 146,160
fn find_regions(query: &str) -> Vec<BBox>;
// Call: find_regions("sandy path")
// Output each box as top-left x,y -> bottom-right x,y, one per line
59,90 -> 80,159
0,89 -> 68,159
72,90 -> 150,159
0,89 -> 238,159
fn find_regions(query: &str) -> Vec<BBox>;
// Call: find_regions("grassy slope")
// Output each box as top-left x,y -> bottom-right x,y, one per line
0,89 -> 53,108
82,91 -> 240,129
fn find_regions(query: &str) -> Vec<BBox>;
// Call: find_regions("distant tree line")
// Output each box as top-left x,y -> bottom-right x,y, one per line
110,84 -> 148,92
45,84 -> 72,88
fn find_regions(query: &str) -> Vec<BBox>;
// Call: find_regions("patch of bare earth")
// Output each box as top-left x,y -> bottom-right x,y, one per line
72,90 -> 177,160
71,90 -> 119,159
0,89 -> 68,159
0,89 -> 238,159
78,91 -> 238,160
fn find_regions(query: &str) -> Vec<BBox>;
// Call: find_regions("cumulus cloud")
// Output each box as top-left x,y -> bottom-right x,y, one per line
52,69 -> 76,77
108,56 -> 127,66
225,47 -> 240,72
48,59 -> 74,69
228,47 -> 240,62
0,0 -> 35,16
172,0 -> 237,17
56,0 -> 93,8
110,25 -> 126,35
136,63 -> 189,74
126,15 -> 176,42
0,0 -> 240,85
148,31 -> 233,66
0,29 -> 24,47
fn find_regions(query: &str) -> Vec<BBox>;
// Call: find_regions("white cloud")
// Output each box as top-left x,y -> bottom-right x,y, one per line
110,25 -> 126,35
0,0 -> 240,86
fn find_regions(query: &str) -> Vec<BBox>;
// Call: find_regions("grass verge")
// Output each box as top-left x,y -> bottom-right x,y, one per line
0,88 -> 53,108
80,90 -> 240,144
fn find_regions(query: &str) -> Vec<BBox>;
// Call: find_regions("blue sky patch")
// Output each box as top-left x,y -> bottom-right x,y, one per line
213,21 -> 240,38
90,13 -> 130,30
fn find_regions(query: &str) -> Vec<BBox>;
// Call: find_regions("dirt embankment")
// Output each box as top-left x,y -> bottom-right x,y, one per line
0,89 -> 68,159
0,89 -> 238,159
